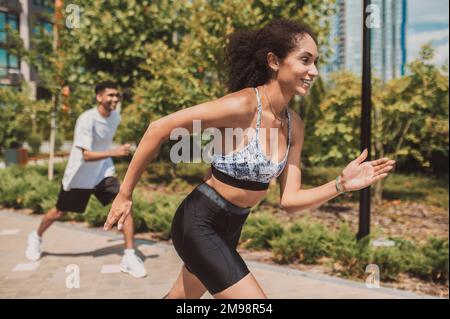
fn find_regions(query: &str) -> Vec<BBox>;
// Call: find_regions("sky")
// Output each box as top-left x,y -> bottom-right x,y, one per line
408,0 -> 449,65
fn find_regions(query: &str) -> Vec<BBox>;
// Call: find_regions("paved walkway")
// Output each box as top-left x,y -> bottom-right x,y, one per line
0,210 -> 437,299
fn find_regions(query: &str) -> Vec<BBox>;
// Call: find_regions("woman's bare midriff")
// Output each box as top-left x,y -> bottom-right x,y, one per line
204,175 -> 268,209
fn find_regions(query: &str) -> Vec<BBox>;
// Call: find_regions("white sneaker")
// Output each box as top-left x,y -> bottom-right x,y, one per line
120,251 -> 147,278
25,231 -> 42,261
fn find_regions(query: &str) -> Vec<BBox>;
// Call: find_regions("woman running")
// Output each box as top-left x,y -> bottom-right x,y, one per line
103,19 -> 395,299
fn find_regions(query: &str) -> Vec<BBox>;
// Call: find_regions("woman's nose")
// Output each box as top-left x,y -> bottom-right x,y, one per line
309,64 -> 319,77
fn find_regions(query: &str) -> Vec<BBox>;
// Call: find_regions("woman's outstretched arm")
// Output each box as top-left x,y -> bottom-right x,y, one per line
279,111 -> 395,213
103,90 -> 255,231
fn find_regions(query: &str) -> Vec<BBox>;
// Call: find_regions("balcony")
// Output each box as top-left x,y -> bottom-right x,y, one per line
0,0 -> 22,13
0,68 -> 23,85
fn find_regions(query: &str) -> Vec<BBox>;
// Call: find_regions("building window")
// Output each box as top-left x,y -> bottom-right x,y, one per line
33,20 -> 53,35
0,11 -> 19,43
0,11 -> 20,78
32,0 -> 54,12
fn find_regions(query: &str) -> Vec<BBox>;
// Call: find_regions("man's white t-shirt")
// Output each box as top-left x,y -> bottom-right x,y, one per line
62,107 -> 121,191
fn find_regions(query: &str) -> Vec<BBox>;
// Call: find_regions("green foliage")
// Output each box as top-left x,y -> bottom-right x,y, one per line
115,0 -> 336,142
241,212 -> 284,250
21,173 -> 60,213
421,237 -> 449,283
330,223 -> 372,277
83,198 -> 109,227
391,237 -> 449,283
308,72 -> 362,166
0,87 -> 37,149
141,192 -> 184,239
307,45 -> 449,174
376,45 -> 449,172
372,247 -> 404,281
0,166 -> 59,211
271,219 -> 332,264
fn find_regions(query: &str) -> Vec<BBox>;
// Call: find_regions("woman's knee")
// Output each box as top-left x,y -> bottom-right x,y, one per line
165,266 -> 207,299
213,273 -> 267,299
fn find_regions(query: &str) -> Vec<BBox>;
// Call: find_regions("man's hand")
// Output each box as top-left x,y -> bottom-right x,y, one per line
112,144 -> 131,157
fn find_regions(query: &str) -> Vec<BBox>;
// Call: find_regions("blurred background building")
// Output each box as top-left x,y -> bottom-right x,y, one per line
322,0 -> 408,82
0,0 -> 53,98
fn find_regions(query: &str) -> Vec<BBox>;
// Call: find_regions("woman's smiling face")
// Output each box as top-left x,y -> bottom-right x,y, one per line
274,33 -> 320,96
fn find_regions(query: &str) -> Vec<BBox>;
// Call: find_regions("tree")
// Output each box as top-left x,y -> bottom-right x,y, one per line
309,45 -> 449,204
118,0 -> 336,145
371,45 -> 449,203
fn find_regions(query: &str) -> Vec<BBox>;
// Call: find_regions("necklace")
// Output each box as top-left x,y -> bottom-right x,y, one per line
263,85 -> 285,127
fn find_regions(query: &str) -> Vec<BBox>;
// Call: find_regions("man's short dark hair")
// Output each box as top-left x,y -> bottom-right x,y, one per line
95,81 -> 118,95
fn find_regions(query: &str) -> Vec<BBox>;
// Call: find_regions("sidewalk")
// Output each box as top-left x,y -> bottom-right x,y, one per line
0,210 -> 437,299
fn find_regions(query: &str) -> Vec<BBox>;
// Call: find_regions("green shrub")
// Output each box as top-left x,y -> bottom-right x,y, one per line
130,194 -> 153,232
0,165 -> 64,211
84,198 -> 110,227
372,247 -> 404,281
241,213 -> 284,250
421,237 -> 449,283
330,223 -> 372,277
142,193 -> 184,239
392,238 -> 430,278
22,172 -> 60,213
271,219 -> 333,264
391,237 -> 449,283
0,166 -> 28,208
28,134 -> 42,156
271,232 -> 303,263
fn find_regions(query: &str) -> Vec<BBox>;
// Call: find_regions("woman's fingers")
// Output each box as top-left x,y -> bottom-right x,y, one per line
103,210 -> 120,231
372,173 -> 388,183
371,157 -> 389,166
374,161 -> 395,173
117,214 -> 127,231
104,201 -> 132,231
104,209 -> 121,231
375,165 -> 393,176
117,203 -> 132,231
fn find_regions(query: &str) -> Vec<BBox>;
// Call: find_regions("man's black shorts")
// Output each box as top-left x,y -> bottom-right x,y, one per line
56,177 -> 120,213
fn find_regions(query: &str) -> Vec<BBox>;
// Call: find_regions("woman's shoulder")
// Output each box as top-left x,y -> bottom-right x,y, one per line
286,107 -> 305,144
219,87 -> 258,117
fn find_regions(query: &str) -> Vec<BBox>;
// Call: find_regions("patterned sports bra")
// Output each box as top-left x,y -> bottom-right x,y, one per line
210,87 -> 291,190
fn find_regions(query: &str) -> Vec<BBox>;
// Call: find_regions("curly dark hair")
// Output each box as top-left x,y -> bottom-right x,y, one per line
225,19 -> 317,92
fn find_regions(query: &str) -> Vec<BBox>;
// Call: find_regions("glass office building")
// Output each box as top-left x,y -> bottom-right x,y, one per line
0,0 -> 53,94
323,0 -> 407,82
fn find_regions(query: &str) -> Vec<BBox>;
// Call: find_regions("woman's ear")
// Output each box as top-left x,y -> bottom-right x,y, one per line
267,52 -> 280,72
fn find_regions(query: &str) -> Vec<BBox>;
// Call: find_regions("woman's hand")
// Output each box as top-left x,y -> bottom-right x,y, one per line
340,149 -> 395,192
103,192 -> 133,231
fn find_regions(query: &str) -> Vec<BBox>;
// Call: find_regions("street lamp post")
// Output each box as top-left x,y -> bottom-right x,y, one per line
358,0 -> 372,240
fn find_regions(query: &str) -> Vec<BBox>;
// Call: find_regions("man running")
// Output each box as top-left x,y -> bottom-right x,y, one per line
25,81 -> 147,278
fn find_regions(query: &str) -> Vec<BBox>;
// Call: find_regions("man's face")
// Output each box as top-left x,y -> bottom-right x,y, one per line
96,88 -> 120,111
